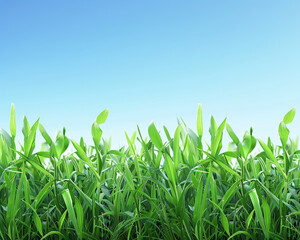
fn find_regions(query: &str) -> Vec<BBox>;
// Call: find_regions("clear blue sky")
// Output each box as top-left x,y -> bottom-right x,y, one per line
0,1 -> 299,148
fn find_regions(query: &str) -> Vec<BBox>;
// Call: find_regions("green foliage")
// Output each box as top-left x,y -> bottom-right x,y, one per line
0,104 -> 299,239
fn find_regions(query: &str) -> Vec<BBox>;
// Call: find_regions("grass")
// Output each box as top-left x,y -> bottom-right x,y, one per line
0,103 -> 299,239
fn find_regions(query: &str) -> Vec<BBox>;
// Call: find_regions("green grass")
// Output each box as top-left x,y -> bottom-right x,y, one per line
0,103 -> 299,239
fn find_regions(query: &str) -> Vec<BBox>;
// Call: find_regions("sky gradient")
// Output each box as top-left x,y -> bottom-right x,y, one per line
0,1 -> 299,148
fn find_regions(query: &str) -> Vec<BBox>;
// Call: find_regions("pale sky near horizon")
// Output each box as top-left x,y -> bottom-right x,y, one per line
0,1 -> 299,149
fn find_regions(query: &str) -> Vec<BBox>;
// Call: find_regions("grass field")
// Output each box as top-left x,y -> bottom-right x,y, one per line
0,104 -> 299,239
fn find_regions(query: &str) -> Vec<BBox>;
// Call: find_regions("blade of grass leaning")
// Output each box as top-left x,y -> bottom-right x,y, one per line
209,200 -> 230,236
246,209 -> 255,229
39,123 -> 53,146
249,189 -> 268,239
71,139 -> 101,181
258,139 -> 287,179
262,198 -> 271,234
62,189 -> 82,239
75,197 -> 84,237
226,123 -> 240,145
23,201 -> 43,236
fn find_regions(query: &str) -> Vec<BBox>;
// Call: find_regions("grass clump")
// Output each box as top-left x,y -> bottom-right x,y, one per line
0,103 -> 299,240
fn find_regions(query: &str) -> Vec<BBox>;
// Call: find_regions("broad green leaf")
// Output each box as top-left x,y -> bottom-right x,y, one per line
226,123 -> 240,145
283,108 -> 296,124
278,121 -> 289,147
91,121 -> 102,146
241,134 -> 256,159
148,121 -> 163,150
39,123 -> 53,146
55,135 -> 69,158
96,108 -> 109,125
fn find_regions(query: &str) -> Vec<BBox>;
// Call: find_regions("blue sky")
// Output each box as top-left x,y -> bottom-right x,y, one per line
0,1 -> 299,148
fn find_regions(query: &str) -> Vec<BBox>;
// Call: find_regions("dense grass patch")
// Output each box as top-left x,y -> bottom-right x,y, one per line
0,104 -> 299,239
